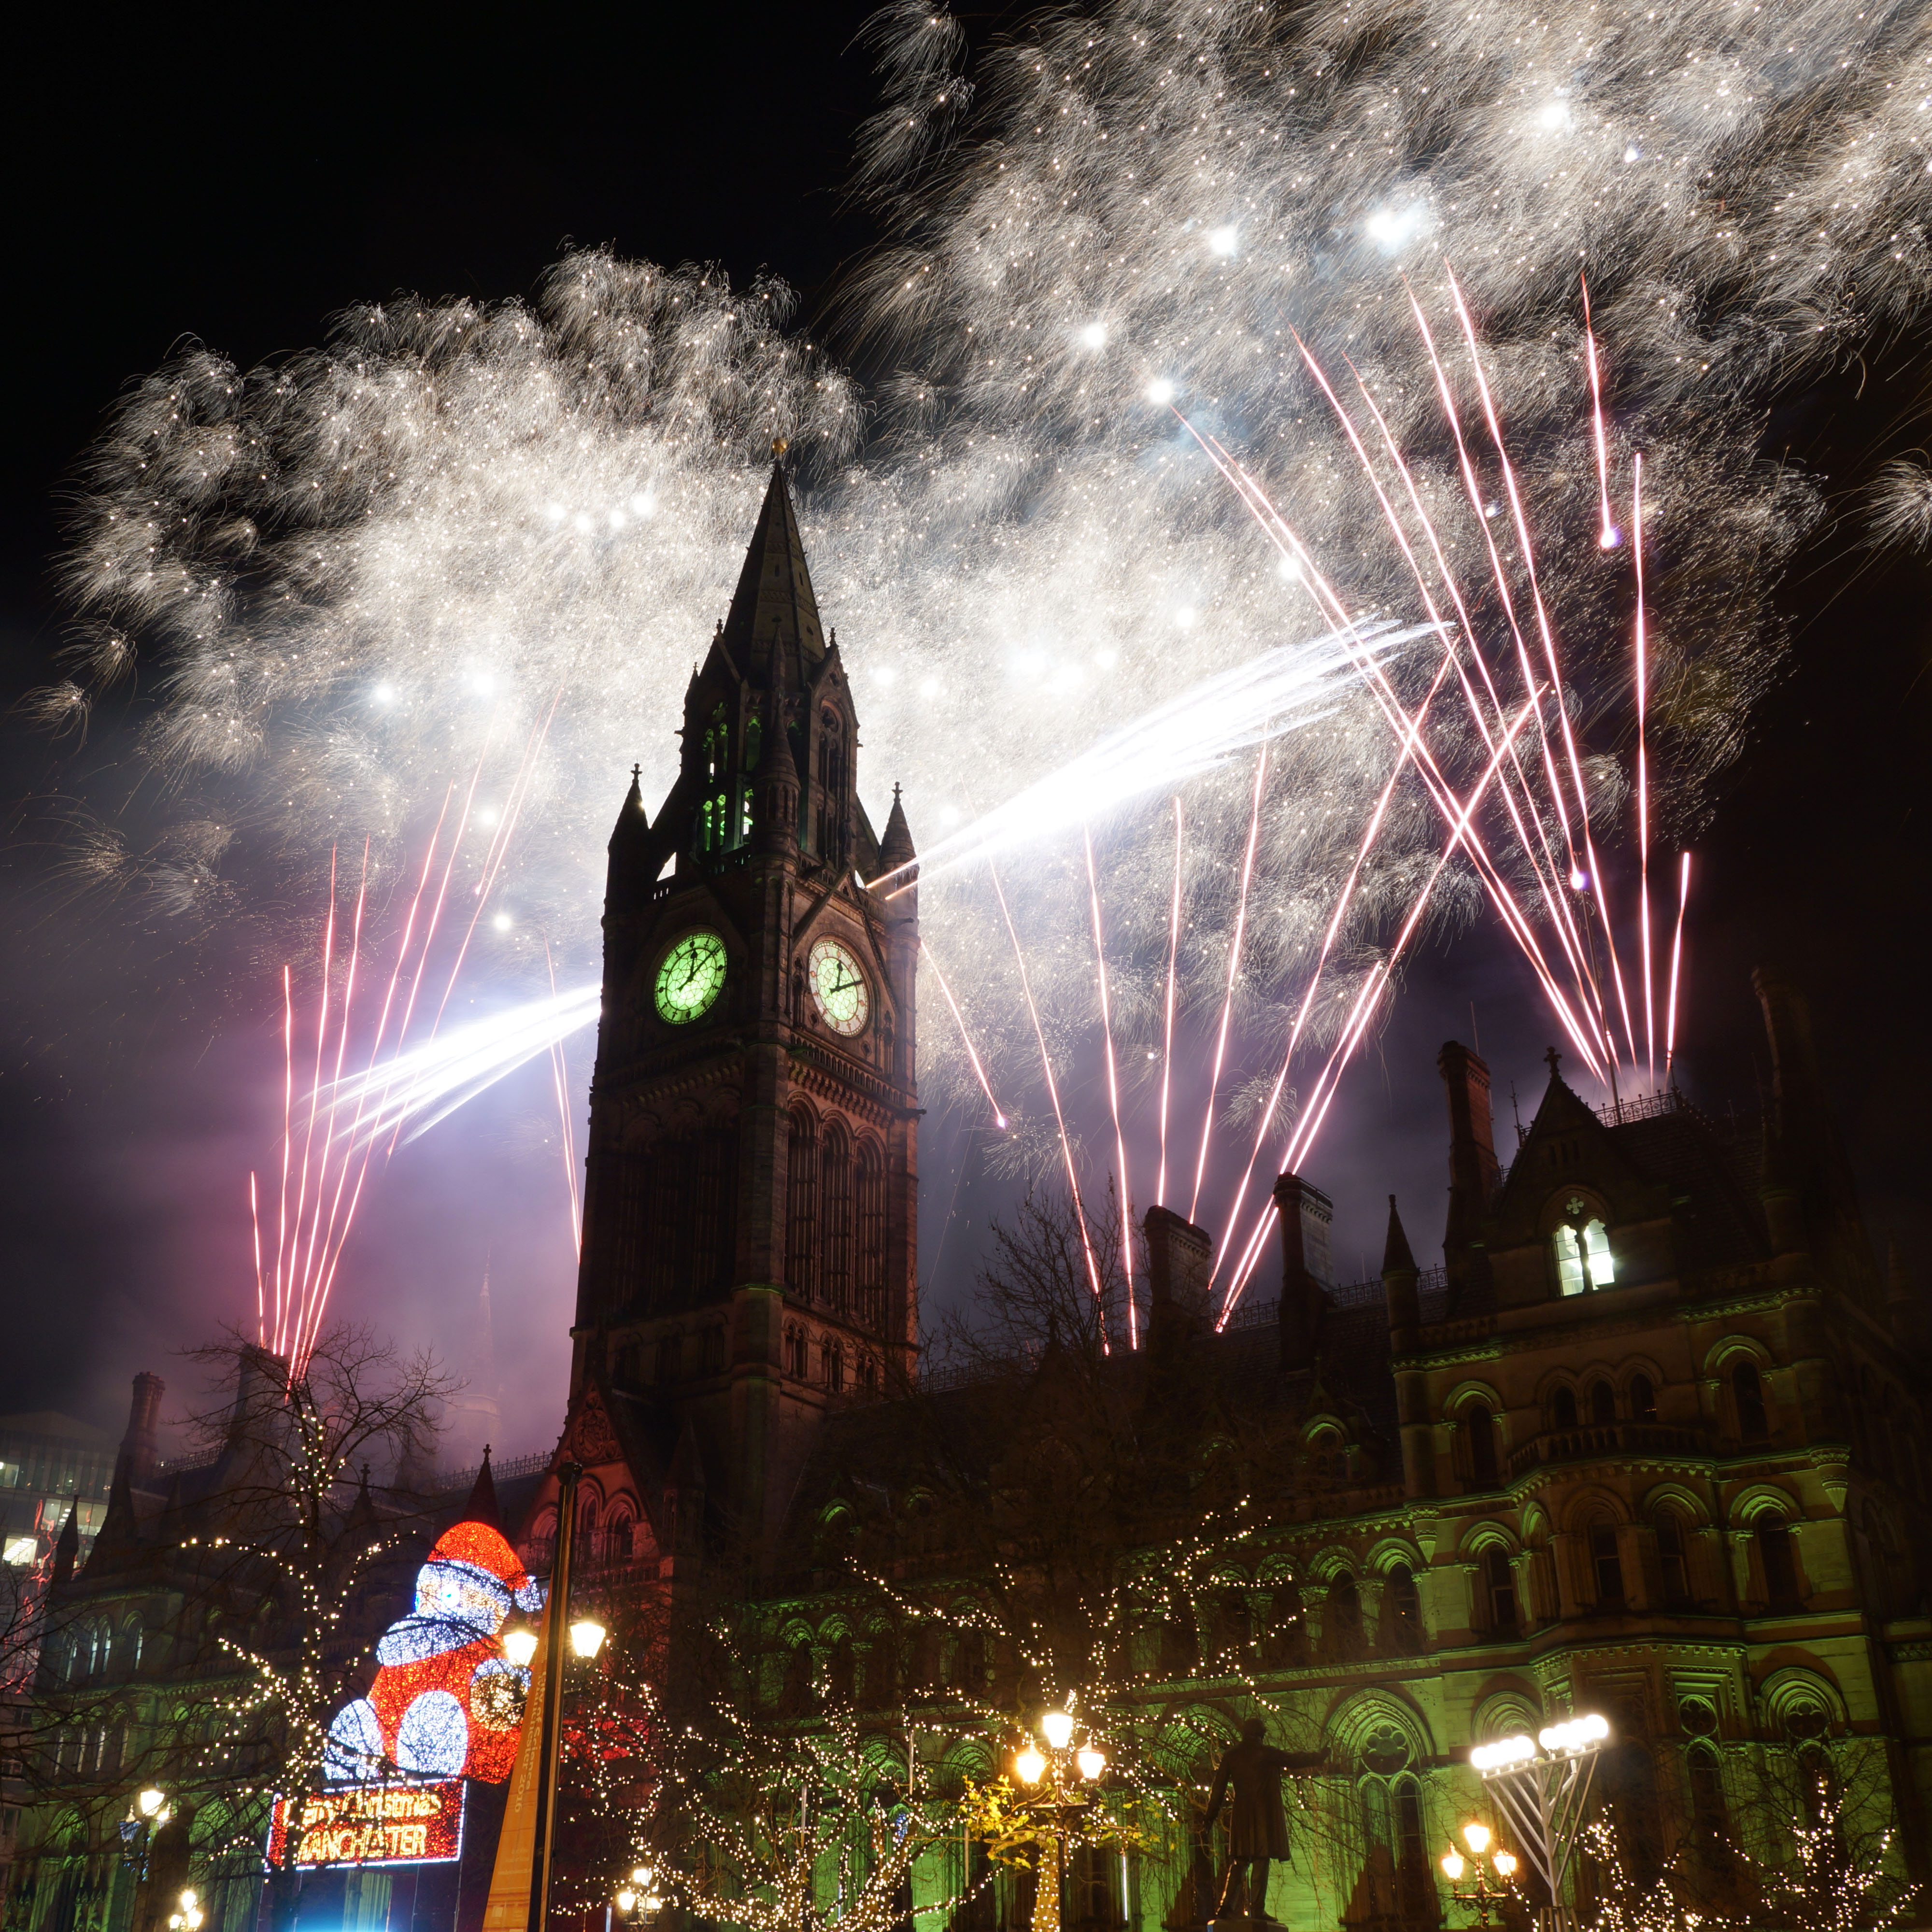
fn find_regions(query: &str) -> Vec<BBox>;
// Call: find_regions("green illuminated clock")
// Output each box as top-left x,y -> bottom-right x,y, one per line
807,937 -> 869,1036
655,929 -> 727,1024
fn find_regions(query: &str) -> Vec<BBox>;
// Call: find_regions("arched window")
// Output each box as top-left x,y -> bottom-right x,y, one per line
1655,1511 -> 1691,1607
854,1142 -> 886,1331
1356,1729 -> 1429,1920
786,1110 -> 819,1301
1757,1513 -> 1801,1610
1631,1373 -> 1657,1421
743,714 -> 762,771
1385,1564 -> 1422,1652
785,1325 -> 809,1380
821,1122 -> 853,1313
692,1122 -> 738,1293
1327,1575 -> 1362,1658
1732,1360 -> 1770,1442
1552,1385 -> 1579,1431
1590,1379 -> 1617,1426
701,707 -> 731,854
1589,1520 -> 1625,1606
823,1339 -> 845,1394
1466,1405 -> 1499,1488
1484,1547 -> 1519,1634
1159,1612 -> 1200,1676
859,1355 -> 879,1398
611,1142 -> 648,1310
605,1511 -> 634,1566
1263,1579 -> 1307,1667
1786,1707 -> 1833,1824
815,713 -> 847,857
1601,1741 -> 1662,1887
641,1134 -> 689,1307
1554,1215 -> 1615,1293
1688,1742 -> 1726,1838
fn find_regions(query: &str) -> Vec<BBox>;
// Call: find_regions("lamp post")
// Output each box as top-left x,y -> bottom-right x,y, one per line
1008,1706 -> 1109,1932
1439,1820 -> 1519,1929
612,1863 -> 665,1925
1469,1714 -> 1610,1932
526,1460 -> 609,1932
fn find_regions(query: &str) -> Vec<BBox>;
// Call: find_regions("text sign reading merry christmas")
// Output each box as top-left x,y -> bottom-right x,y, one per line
268,1779 -> 465,1868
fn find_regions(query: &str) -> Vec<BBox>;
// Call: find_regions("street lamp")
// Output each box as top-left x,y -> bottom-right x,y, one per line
166,1888 -> 203,1932
1439,1820 -> 1520,1928
502,1625 -> 539,1669
528,1460 -> 604,1932
1469,1713 -> 1610,1932
612,1864 -> 665,1925
1007,1705 -> 1109,1932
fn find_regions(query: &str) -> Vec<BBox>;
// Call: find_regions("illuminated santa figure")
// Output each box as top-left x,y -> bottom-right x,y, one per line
325,1520 -> 545,1785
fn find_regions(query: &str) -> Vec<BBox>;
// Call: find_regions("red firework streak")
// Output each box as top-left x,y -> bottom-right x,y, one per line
917,277 -> 1698,1339
252,688 -> 580,1374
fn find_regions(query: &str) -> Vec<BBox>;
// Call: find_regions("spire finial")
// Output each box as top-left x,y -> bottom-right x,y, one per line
1545,1046 -> 1563,1079
772,436 -> 790,458
630,763 -> 640,783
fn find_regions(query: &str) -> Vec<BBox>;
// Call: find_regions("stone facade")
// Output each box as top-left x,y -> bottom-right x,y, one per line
545,478 -> 1931,1927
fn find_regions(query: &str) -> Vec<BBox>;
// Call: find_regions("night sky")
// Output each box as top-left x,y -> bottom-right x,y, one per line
3,9 -> 1927,1451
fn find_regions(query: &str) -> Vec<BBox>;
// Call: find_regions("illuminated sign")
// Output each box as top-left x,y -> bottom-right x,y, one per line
267,1779 -> 465,1868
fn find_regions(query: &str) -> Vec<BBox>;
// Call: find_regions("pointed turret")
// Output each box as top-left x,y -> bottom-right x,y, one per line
345,1464 -> 381,1540
1382,1195 -> 1417,1274
465,1444 -> 503,1531
879,784 -> 916,876
51,1506 -> 79,1590
753,690 -> 799,857
717,459 -> 827,689
607,765 -> 650,887
1382,1196 -> 1420,1344
1887,1242 -> 1923,1352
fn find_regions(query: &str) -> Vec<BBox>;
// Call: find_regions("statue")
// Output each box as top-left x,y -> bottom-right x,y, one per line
1204,1719 -> 1322,1924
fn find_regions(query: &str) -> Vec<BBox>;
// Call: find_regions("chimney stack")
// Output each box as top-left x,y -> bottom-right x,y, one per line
1145,1205 -> 1214,1349
1438,1041 -> 1501,1299
1274,1172 -> 1333,1370
116,1372 -> 164,1489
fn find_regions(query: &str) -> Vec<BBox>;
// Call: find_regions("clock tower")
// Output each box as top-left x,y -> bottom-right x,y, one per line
563,458 -> 919,1570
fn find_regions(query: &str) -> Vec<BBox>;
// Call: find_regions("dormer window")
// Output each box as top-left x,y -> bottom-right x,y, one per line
1554,1201 -> 1614,1295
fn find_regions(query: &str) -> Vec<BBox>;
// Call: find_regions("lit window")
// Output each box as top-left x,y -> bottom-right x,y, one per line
1554,1217 -> 1614,1294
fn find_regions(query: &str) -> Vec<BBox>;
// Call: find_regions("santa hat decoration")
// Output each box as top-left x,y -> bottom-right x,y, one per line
428,1520 -> 545,1614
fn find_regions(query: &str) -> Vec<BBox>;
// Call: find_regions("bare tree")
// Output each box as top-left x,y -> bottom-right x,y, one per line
15,1326 -> 457,1932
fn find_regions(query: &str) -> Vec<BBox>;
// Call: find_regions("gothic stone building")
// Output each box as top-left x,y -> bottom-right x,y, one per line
518,468 -> 1932,1927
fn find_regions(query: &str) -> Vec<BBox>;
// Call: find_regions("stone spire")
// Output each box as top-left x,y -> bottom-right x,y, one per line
465,1444 -> 503,1531
51,1506 -> 79,1589
717,460 -> 827,688
879,783 -> 917,875
1382,1196 -> 1420,1343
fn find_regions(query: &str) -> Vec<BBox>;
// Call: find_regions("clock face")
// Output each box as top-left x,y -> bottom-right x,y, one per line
654,930 -> 727,1024
807,937 -> 869,1036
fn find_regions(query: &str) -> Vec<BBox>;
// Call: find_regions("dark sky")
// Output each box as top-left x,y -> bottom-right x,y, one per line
3,8 -> 1927,1446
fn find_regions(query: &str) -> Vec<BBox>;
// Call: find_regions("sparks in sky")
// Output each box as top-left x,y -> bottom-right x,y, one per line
39,0 -> 1928,1327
